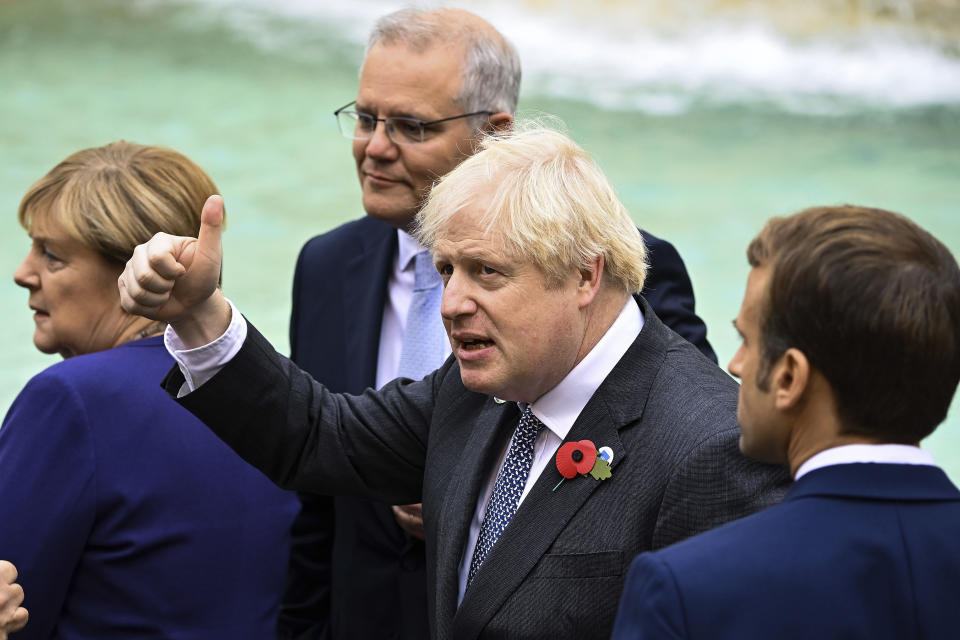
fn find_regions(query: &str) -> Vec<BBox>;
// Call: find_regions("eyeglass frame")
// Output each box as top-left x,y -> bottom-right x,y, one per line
333,101 -> 495,145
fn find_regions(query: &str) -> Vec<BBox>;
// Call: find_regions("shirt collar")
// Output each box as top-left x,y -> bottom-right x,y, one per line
795,443 -> 936,480
397,229 -> 424,273
529,297 -> 643,441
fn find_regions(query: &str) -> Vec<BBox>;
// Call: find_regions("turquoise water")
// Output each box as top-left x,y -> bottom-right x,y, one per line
1,0 -> 958,477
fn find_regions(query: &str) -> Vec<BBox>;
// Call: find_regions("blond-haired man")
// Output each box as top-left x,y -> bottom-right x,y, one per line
288,8 -> 714,639
119,127 -> 784,639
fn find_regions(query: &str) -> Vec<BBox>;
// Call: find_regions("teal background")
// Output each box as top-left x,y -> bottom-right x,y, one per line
1,0 -> 958,477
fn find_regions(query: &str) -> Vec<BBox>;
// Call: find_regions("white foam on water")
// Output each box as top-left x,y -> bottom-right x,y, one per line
150,0 -> 960,114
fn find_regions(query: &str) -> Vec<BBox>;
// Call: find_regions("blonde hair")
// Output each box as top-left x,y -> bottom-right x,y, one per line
415,125 -> 647,293
18,141 -> 221,265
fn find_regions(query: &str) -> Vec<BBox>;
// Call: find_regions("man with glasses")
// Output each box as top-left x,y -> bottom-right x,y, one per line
285,8 -> 715,640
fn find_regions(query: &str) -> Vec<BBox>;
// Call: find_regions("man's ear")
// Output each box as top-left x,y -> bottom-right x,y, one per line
772,347 -> 810,411
486,112 -> 513,133
576,255 -> 605,308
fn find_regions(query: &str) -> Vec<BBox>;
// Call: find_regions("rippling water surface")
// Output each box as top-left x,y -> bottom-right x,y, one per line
1,0 -> 958,476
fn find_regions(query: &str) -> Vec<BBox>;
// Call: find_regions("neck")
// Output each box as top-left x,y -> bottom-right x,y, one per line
784,374 -> 883,476
115,319 -> 167,346
575,287 -> 630,365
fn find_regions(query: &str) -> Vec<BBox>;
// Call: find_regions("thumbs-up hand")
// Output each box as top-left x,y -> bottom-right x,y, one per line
119,194 -> 232,348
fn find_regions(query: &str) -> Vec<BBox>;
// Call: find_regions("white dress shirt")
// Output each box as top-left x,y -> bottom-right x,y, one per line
794,443 -> 936,480
165,298 -> 246,395
165,284 -> 644,606
376,229 -> 451,389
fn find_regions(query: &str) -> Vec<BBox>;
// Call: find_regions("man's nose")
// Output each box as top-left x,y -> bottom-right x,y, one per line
727,347 -> 744,379
440,272 -> 477,320
364,119 -> 398,159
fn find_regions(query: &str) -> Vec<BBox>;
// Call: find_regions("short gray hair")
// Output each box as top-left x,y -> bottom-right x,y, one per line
365,8 -> 521,122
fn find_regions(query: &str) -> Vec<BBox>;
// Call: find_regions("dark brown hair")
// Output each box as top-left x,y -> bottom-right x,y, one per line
747,205 -> 960,443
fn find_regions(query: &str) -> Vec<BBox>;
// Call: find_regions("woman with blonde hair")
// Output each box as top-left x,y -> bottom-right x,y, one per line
0,141 -> 298,639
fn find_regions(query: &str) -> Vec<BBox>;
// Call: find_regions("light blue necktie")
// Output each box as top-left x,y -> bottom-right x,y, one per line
396,250 -> 445,380
466,405 -> 545,587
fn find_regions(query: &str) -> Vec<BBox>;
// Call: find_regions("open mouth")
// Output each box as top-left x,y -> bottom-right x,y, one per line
461,339 -> 494,351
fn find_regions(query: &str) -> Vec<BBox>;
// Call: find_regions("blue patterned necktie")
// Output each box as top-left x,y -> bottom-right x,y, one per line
466,405 -> 545,587
397,250 -> 445,380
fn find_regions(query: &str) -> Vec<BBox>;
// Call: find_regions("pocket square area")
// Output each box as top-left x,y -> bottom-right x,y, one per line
530,550 -> 623,578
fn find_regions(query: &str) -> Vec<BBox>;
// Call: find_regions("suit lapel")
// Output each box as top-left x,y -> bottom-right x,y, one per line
451,297 -> 669,640
434,399 -> 519,640
452,404 -> 625,640
342,221 -> 396,393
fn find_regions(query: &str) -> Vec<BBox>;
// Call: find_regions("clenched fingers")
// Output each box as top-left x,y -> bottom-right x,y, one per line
119,233 -> 194,316
0,561 -> 27,634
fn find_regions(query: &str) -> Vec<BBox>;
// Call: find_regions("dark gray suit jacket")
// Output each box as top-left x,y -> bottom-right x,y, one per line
167,298 -> 788,640
282,217 -> 716,640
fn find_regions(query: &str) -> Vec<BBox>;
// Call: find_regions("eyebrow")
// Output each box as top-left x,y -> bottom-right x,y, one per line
354,103 -> 431,121
458,249 -> 510,267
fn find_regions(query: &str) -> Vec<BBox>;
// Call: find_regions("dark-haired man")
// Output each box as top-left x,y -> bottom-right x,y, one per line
612,205 -> 960,639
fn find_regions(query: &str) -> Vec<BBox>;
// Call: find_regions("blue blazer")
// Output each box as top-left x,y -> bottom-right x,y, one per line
281,216 -> 717,639
0,337 -> 299,639
612,463 -> 960,640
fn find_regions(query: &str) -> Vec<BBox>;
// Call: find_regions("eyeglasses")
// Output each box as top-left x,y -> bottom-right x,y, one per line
334,101 -> 494,145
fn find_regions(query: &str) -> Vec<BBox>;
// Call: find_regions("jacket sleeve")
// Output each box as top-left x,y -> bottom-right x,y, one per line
0,372 -> 96,640
166,319 -> 438,504
611,553 -> 687,640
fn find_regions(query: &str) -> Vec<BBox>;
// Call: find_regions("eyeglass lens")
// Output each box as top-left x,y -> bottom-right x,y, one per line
337,111 -> 423,145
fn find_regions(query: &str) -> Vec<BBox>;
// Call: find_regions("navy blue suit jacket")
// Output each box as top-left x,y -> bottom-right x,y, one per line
612,463 -> 960,639
281,216 -> 716,639
0,338 -> 298,639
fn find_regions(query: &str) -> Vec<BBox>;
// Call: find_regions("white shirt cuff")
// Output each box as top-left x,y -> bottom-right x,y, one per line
163,297 -> 248,397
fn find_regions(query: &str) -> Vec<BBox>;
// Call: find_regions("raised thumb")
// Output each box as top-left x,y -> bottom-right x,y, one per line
196,194 -> 224,265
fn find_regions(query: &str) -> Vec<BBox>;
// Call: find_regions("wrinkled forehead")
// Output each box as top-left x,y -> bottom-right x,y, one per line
359,40 -> 466,110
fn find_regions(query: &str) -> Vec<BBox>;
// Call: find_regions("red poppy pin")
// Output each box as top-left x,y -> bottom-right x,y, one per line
553,440 -> 613,491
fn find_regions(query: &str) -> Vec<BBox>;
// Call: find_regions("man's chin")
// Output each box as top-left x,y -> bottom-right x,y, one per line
362,196 -> 417,230
458,370 -> 505,400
